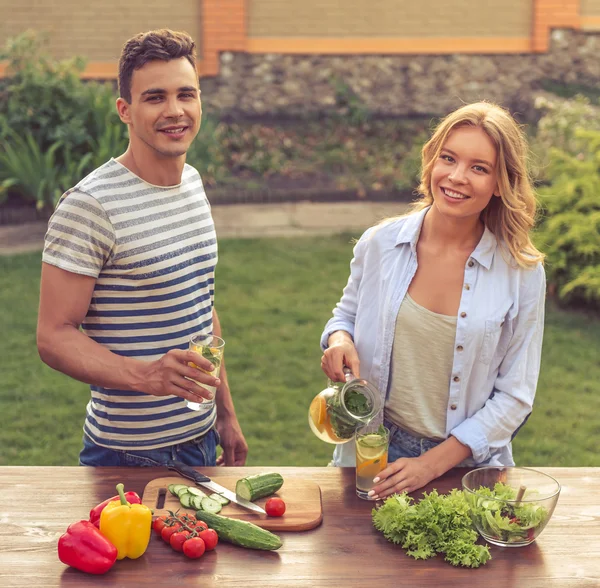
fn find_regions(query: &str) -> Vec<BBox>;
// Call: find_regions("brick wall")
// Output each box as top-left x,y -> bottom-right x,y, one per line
202,0 -> 246,75
582,0 -> 600,15
249,0 -> 531,38
1,0 -> 598,80
0,0 -> 201,61
532,0 -> 580,51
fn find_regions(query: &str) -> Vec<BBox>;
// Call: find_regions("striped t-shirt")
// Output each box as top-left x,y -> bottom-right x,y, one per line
42,158 -> 218,450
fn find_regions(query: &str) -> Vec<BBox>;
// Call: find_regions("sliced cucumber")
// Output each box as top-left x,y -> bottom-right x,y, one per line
209,493 -> 230,506
171,484 -> 187,496
179,492 -> 193,509
167,484 -> 178,497
187,487 -> 203,497
190,494 -> 204,510
200,496 -> 223,514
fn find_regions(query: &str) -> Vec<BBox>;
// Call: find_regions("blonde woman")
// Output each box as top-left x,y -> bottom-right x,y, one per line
320,102 -> 546,498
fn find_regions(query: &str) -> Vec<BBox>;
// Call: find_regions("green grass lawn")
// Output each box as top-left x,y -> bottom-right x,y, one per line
1,236 -> 599,467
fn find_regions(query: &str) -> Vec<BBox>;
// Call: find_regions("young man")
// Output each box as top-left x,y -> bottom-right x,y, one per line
37,29 -> 248,467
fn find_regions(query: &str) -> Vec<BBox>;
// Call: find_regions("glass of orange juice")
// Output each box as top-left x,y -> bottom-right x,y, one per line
355,423 -> 389,500
187,334 -> 225,411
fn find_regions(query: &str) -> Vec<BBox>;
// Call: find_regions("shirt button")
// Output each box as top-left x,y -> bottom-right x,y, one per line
456,345 -> 463,351
468,260 -> 475,268
464,284 -> 471,291
460,312 -> 467,318
453,376 -> 460,383
450,403 -> 458,410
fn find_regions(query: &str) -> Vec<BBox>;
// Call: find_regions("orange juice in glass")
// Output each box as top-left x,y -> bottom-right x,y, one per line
355,424 -> 389,500
187,334 -> 225,411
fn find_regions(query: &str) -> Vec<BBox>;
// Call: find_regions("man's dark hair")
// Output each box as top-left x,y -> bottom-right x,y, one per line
118,29 -> 197,103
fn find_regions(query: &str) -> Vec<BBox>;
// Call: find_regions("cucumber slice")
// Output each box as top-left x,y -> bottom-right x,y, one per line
209,493 -> 230,506
179,492 -> 193,509
200,496 -> 222,514
172,484 -> 188,497
190,494 -> 204,510
187,487 -> 203,497
167,484 -> 178,497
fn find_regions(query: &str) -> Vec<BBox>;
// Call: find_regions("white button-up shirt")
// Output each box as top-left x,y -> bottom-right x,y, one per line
321,207 -> 546,467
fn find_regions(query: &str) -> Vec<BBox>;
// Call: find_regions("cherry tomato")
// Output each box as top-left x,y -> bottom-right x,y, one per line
527,528 -> 536,541
161,522 -> 182,543
182,536 -> 206,559
192,520 -> 209,532
198,528 -> 219,551
170,530 -> 191,552
152,516 -> 168,534
265,497 -> 286,517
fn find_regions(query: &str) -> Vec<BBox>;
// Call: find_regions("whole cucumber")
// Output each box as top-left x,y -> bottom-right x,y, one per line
194,510 -> 282,550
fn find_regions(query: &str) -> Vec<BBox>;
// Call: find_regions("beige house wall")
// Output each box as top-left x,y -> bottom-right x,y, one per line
248,0 -> 532,38
0,0 -> 202,62
581,0 -> 600,15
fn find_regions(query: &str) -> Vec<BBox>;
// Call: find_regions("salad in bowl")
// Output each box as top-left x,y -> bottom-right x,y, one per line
462,467 -> 561,547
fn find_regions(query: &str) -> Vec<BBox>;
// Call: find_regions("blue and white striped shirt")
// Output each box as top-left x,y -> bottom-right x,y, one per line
43,158 -> 217,450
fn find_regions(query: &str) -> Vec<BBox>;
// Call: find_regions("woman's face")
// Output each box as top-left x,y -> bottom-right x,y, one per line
430,125 -> 500,221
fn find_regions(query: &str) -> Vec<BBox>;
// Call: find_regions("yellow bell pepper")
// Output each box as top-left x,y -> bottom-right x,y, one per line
99,483 -> 152,560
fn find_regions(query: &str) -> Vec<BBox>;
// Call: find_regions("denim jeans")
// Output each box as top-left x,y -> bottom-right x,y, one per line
79,429 -> 220,467
385,418 -> 442,461
384,418 -> 488,467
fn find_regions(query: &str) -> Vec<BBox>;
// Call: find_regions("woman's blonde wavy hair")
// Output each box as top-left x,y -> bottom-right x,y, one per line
408,101 -> 544,268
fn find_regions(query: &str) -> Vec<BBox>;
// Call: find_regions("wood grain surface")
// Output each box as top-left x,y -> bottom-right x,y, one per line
0,466 -> 598,587
141,475 -> 323,531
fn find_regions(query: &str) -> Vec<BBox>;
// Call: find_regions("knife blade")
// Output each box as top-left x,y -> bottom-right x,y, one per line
166,460 -> 266,514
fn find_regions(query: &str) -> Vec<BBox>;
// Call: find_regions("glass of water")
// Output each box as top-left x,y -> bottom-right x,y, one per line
187,334 -> 225,411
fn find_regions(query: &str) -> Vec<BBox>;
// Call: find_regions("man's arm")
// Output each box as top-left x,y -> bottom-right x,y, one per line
37,263 -> 219,402
212,308 -> 248,466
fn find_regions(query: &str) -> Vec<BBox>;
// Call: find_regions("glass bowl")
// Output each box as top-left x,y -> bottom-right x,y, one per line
461,466 -> 561,547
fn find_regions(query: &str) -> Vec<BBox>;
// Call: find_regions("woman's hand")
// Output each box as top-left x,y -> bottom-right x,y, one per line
368,456 -> 437,499
368,436 -> 472,499
321,331 -> 360,382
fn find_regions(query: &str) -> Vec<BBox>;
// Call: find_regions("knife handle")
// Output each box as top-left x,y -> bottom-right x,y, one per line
166,460 -> 211,483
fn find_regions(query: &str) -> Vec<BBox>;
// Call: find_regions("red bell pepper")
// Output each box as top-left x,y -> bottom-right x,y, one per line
57,520 -> 118,575
89,490 -> 142,527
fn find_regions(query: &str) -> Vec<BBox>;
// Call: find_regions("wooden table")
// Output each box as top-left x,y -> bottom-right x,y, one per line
0,466 -> 598,587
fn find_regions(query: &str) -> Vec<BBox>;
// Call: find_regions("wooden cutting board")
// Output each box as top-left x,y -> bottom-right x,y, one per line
141,475 -> 323,531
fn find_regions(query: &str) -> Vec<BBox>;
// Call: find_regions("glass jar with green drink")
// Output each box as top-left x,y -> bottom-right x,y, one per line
308,369 -> 382,444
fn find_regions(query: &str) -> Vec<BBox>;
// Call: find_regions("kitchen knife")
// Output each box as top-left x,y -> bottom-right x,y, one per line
166,460 -> 266,514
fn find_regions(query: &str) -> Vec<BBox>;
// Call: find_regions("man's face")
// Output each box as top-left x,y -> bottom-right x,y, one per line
118,57 -> 202,159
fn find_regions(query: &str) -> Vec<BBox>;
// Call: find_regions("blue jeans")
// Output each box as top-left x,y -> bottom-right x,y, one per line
385,418 -> 442,461
384,418 -> 487,467
79,429 -> 220,467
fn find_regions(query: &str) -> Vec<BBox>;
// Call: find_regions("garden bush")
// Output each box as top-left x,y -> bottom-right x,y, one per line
534,128 -> 600,309
0,31 -> 128,209
530,94 -> 600,181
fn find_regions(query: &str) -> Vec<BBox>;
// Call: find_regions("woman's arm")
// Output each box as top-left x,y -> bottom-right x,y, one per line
320,232 -> 372,351
450,263 -> 546,464
319,232 -> 374,381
